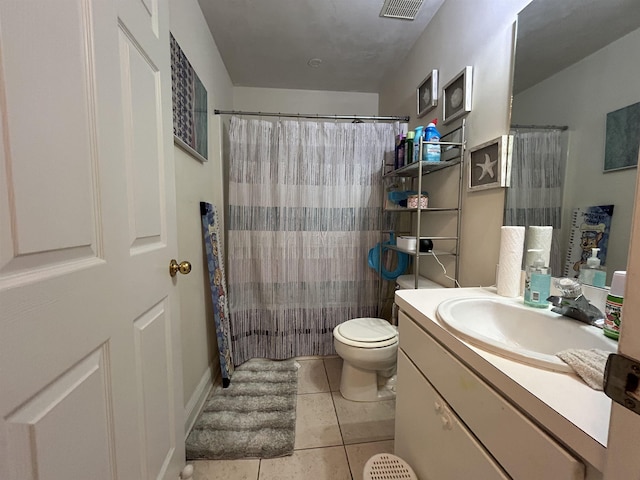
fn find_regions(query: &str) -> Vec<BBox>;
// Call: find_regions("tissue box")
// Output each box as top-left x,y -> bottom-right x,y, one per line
407,195 -> 428,209
397,236 -> 417,251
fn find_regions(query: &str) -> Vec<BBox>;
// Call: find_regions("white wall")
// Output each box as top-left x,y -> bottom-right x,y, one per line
233,87 -> 378,116
169,0 -> 233,427
512,27 -> 640,283
379,0 -> 531,287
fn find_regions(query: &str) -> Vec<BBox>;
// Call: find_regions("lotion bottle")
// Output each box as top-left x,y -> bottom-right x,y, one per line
578,248 -> 606,288
524,249 -> 551,308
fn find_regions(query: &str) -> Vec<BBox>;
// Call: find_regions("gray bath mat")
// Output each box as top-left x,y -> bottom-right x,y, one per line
186,358 -> 299,460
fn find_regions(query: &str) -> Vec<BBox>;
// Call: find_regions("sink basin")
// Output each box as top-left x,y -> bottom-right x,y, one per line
436,297 -> 618,372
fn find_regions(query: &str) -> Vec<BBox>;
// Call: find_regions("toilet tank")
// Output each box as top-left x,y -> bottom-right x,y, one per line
395,274 -> 443,290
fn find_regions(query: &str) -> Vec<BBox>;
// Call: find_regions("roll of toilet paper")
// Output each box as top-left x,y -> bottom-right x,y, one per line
497,226 -> 525,297
525,226 -> 553,269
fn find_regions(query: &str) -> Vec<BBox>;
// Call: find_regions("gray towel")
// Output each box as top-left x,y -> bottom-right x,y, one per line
556,349 -> 610,390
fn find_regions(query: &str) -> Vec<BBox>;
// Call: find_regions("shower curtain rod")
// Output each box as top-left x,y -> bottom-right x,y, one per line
214,109 -> 410,122
510,124 -> 568,131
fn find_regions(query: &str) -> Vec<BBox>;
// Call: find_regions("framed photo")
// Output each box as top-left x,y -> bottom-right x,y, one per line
417,69 -> 438,118
468,135 -> 513,192
604,102 -> 640,172
170,33 -> 208,162
442,66 -> 473,125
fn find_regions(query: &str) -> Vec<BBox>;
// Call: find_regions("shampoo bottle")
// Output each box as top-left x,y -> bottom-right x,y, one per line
404,131 -> 414,167
413,126 -> 424,163
423,120 -> 441,162
394,134 -> 403,170
524,249 -> 551,308
397,135 -> 406,169
578,248 -> 606,288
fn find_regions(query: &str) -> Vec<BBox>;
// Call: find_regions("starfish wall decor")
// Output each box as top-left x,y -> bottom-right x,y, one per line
468,135 -> 513,192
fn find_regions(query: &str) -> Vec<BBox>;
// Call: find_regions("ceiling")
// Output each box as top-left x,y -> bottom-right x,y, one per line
197,0 -> 446,93
513,0 -> 640,93
196,0 -> 640,95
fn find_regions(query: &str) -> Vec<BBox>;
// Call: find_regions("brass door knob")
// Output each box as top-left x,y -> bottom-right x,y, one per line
169,259 -> 192,277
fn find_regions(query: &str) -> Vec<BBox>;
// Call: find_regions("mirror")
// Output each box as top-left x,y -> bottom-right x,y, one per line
509,0 -> 640,284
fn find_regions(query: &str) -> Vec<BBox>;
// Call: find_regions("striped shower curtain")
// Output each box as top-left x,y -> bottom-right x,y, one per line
227,117 -> 399,365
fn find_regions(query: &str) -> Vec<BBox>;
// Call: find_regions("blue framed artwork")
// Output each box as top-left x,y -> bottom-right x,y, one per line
170,33 -> 208,162
604,102 -> 640,172
200,202 -> 234,387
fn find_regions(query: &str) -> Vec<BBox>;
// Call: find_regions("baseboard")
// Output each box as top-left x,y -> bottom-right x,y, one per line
294,355 -> 339,361
184,365 -> 218,439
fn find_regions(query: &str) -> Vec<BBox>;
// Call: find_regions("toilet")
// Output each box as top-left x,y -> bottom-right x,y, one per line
334,276 -> 443,402
333,317 -> 399,402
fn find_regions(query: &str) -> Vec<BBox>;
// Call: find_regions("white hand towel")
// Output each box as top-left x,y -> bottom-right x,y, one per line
556,349 -> 610,390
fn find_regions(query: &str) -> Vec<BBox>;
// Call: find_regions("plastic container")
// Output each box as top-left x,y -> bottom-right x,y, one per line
524,249 -> 550,308
578,247 -> 606,288
423,120 -> 441,162
407,194 -> 428,209
604,270 -> 626,340
413,126 -> 424,163
397,236 -> 417,251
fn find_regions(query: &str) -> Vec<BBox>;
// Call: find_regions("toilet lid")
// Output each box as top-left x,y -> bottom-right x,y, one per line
336,318 -> 397,343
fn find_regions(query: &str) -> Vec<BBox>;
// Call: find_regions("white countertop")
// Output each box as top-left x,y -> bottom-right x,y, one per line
395,287 -> 613,472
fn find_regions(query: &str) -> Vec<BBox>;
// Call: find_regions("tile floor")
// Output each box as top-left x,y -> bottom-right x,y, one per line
191,356 -> 396,480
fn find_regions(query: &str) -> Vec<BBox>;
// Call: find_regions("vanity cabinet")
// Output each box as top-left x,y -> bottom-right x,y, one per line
395,309 -> 586,480
396,351 -> 510,479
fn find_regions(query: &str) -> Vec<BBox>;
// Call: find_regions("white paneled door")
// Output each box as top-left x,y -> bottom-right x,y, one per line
603,155 -> 640,475
0,0 -> 185,479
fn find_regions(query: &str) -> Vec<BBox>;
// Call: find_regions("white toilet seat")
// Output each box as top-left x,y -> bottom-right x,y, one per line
334,318 -> 398,348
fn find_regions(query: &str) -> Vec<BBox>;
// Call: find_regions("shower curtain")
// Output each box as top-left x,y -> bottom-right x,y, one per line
504,128 -> 567,274
227,117 -> 399,365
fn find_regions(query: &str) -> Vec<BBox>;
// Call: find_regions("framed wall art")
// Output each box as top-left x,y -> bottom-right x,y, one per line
170,33 -> 208,162
468,134 -> 513,192
604,102 -> 640,172
442,66 -> 473,125
200,202 -> 234,386
417,69 -> 438,118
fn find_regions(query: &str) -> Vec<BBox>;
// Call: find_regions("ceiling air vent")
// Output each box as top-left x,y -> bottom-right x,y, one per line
380,0 -> 424,20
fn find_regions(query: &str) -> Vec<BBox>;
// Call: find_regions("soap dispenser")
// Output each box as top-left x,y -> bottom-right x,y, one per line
578,248 -> 606,288
524,249 -> 551,308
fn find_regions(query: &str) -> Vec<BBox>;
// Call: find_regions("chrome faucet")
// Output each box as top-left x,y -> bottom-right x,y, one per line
546,293 -> 605,328
546,278 -> 605,328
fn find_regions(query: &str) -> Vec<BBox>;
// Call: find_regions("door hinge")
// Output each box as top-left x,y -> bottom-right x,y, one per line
604,353 -> 640,415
